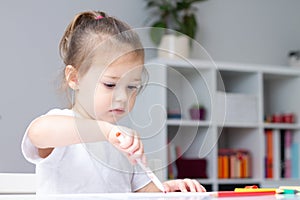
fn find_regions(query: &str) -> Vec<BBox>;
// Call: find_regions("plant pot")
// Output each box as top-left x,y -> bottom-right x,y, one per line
158,34 -> 190,59
189,108 -> 205,120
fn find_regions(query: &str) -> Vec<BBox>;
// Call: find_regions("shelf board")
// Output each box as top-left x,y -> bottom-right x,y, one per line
262,178 -> 300,187
217,178 -> 261,184
263,123 -> 300,130
195,179 -> 214,185
217,122 -> 259,128
149,58 -> 300,75
168,178 -> 214,185
168,120 -> 261,128
167,119 -> 211,127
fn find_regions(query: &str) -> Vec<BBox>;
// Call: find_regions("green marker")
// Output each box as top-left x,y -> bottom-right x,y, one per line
283,189 -> 297,195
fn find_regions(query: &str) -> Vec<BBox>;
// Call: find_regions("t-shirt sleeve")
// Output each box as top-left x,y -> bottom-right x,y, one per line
131,165 -> 152,192
21,109 -> 72,164
21,117 -> 44,164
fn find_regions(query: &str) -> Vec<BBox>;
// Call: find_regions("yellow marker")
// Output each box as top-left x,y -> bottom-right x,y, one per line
234,188 -> 277,192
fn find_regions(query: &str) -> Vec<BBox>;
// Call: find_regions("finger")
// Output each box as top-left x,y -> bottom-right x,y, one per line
194,180 -> 206,192
119,133 -> 133,149
162,182 -> 171,193
127,154 -> 137,165
131,140 -> 144,161
200,185 -> 206,192
178,180 -> 188,192
126,133 -> 140,155
191,179 -> 205,192
183,179 -> 196,192
141,149 -> 147,165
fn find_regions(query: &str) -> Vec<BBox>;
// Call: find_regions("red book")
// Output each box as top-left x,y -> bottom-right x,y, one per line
265,130 -> 273,178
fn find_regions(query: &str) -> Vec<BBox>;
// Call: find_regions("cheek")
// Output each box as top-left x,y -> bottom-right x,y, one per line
94,92 -> 112,108
127,93 -> 137,111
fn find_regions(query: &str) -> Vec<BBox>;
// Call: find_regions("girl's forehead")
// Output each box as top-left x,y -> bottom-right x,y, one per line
94,51 -> 143,69
85,53 -> 143,80
94,49 -> 143,65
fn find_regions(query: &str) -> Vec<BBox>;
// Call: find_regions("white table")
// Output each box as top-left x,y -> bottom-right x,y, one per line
0,193 -> 298,200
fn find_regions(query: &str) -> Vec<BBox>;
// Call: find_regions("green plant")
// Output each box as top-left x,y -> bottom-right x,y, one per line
145,0 -> 207,45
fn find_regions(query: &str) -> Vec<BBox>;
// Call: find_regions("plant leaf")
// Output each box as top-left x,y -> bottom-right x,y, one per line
150,21 -> 167,45
183,14 -> 197,39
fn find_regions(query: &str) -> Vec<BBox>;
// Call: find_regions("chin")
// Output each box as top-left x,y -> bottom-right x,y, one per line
106,116 -> 123,124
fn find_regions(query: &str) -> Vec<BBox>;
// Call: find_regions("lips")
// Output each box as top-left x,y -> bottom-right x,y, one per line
109,108 -> 125,115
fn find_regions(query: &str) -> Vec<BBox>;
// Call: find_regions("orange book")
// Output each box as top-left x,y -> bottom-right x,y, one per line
219,148 -> 252,179
238,150 -> 249,178
223,154 -> 229,178
219,149 -> 230,179
265,130 -> 273,178
241,155 -> 247,178
218,155 -> 223,178
243,153 -> 250,178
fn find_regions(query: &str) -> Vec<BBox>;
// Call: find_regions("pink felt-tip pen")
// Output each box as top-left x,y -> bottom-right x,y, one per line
116,132 -> 166,193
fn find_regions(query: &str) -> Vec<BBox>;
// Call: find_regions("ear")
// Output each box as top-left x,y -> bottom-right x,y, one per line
65,65 -> 79,90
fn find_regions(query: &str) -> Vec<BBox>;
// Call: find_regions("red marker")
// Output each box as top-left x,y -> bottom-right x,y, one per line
213,191 -> 276,197
116,132 -> 166,193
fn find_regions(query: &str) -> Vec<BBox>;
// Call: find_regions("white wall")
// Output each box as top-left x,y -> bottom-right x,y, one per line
0,0 -> 299,172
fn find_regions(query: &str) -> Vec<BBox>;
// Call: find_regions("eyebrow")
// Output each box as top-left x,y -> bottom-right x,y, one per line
103,75 -> 141,81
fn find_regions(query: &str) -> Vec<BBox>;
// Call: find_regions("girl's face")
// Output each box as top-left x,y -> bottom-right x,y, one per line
73,52 -> 144,123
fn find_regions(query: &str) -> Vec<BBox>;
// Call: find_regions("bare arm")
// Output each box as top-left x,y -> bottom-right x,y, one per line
28,115 -> 111,149
135,182 -> 161,193
27,115 -> 144,163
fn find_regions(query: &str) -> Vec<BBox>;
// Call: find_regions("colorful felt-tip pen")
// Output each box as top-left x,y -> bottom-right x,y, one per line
212,191 -> 276,197
116,132 -> 166,193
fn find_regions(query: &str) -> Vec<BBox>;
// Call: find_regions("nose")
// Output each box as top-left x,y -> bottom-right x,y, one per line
113,86 -> 128,103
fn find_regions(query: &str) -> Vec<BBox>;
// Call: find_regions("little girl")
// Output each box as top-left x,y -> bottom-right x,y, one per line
22,10 -> 206,194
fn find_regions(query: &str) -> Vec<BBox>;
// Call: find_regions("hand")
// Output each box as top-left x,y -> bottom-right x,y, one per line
106,125 -> 145,165
163,179 -> 206,192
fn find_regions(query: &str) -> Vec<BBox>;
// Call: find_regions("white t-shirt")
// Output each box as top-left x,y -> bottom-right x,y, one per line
21,108 -> 151,194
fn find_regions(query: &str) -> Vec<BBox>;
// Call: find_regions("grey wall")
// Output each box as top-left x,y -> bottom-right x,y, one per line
196,0 -> 300,66
0,0 -> 299,172
0,0 -> 147,173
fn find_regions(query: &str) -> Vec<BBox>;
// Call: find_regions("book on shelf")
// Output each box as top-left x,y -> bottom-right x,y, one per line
291,142 -> 299,178
265,129 -> 298,179
265,129 -> 273,178
284,130 -> 292,178
291,141 -> 300,179
168,144 -> 208,179
280,129 -> 293,179
218,148 -> 251,179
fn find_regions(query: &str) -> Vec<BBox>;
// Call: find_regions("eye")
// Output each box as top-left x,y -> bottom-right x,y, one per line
103,82 -> 116,89
128,85 -> 142,91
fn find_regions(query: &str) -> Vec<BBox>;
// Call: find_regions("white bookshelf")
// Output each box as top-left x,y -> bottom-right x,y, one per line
133,58 -> 300,191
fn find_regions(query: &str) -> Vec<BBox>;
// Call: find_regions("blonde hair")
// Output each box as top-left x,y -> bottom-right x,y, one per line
58,11 -> 145,104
